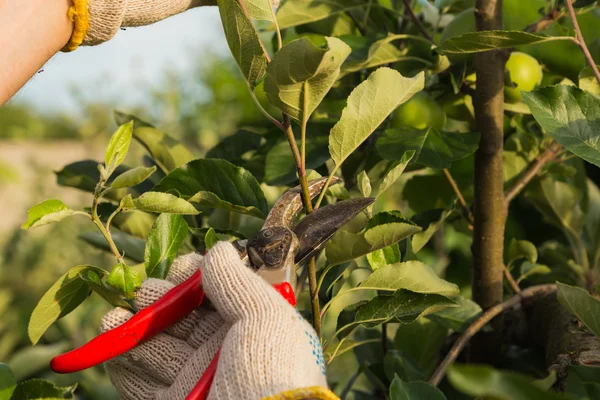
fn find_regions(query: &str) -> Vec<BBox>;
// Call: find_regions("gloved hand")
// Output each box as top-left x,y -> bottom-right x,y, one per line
83,0 -> 215,45
100,242 -> 328,400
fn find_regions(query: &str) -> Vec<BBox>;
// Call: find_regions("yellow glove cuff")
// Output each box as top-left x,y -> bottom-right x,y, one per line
62,0 -> 89,52
262,386 -> 340,400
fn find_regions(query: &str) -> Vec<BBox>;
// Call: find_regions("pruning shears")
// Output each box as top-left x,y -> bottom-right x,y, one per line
50,177 -> 374,399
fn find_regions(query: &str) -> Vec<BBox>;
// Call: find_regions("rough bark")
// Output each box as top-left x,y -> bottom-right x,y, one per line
524,292 -> 600,390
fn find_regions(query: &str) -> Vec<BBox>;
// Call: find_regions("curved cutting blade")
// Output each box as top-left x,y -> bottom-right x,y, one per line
293,197 -> 375,264
262,176 -> 343,229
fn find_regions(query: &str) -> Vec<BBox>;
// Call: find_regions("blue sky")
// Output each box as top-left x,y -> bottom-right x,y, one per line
9,6 -> 227,113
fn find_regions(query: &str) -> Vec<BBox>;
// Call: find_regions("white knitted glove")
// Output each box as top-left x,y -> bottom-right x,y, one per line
101,242 -> 328,400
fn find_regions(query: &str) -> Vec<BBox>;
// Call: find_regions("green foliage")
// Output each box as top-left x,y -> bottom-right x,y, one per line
106,263 -> 142,300
438,31 -> 573,55
0,363 -> 16,400
132,192 -> 199,215
557,282 -> 600,338
104,121 -> 133,177
524,85 -> 600,168
390,375 -> 447,400
11,379 -> 76,400
144,214 -> 189,279
21,200 -> 75,230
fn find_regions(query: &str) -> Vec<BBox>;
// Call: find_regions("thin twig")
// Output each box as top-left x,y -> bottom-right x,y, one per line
503,266 -> 521,294
429,284 -> 557,386
524,9 -> 564,33
401,0 -> 434,43
442,168 -> 474,227
504,142 -> 562,206
565,0 -> 600,85
346,11 -> 366,36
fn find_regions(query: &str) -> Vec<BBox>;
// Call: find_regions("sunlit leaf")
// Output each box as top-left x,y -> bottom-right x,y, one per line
11,379 -> 76,400
21,200 -> 75,230
508,239 -> 538,265
523,85 -> 600,168
579,65 -> 600,98
557,282 -> 600,338
329,68 -> 425,167
411,208 -> 453,253
205,227 -> 219,251
217,0 -> 269,86
276,0 -> 365,29
155,158 -> 268,219
145,214 -> 189,279
377,128 -> 479,169
517,262 -> 551,283
355,289 -> 456,327
326,211 -> 421,265
245,0 -> 276,22
78,268 -> 130,309
366,244 -> 400,271
133,192 -> 198,215
265,37 -> 351,121
111,166 -> 156,189
437,31 -> 571,55
448,364 -> 566,400
105,121 -> 133,176
377,151 -> 415,196
107,263 -> 142,300
28,266 -> 94,344
133,127 -> 194,173
357,171 -> 372,198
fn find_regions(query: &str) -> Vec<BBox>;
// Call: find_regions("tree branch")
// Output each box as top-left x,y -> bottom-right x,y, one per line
442,168 -> 474,227
401,0 -> 434,43
565,0 -> 600,85
504,142 -> 562,206
429,284 -> 557,386
523,8 -> 563,33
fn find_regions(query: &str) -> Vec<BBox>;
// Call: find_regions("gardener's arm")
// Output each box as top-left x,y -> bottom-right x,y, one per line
0,0 -> 215,105
0,0 -> 73,104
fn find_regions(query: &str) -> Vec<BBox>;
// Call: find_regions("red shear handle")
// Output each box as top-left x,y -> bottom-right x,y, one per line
50,269 -> 205,374
185,282 -> 296,400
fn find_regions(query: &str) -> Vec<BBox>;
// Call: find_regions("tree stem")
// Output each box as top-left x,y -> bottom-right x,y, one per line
429,284 -> 557,386
91,191 -> 123,264
472,0 -> 508,313
565,0 -> 600,85
402,0 -> 434,43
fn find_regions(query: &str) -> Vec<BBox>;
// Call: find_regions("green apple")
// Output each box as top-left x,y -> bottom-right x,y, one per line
504,52 -> 543,103
391,92 -> 446,130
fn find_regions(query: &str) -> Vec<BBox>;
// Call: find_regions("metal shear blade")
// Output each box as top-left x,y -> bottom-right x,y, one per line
239,177 -> 375,289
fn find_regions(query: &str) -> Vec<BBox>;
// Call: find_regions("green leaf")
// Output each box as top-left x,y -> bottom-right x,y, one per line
366,244 -> 400,271
245,0 -> 275,21
326,211 -> 421,265
393,318 -> 448,377
508,239 -> 538,265
565,365 -> 600,399
390,375 -> 447,400
55,161 -> 133,198
133,127 -> 194,173
21,199 -> 75,230
107,263 -> 142,300
447,364 -> 567,400
525,177 -> 585,234
28,266 -> 94,344
111,166 -> 157,189
145,214 -> 189,279
342,34 -> 432,76
275,0 -> 365,29
0,363 -> 16,400
265,37 -> 351,121
78,268 -> 131,309
428,296 -> 482,332
11,379 -> 76,400
79,230 -> 146,263
579,65 -> 600,98
584,180 -> 600,269
217,0 -> 269,86
557,282 -> 600,337
355,289 -> 456,327
437,30 -> 572,55
377,151 -> 415,196
384,351 -> 425,383
359,261 -> 459,298
357,171 -> 372,198
523,85 -> 600,168
133,192 -> 199,215
377,128 -> 480,169
264,136 -> 329,186
155,158 -> 268,219
105,121 -> 133,176
329,68 -> 425,168
114,110 -> 153,128
205,227 -> 219,251
517,262 -> 551,283
7,342 -> 70,381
